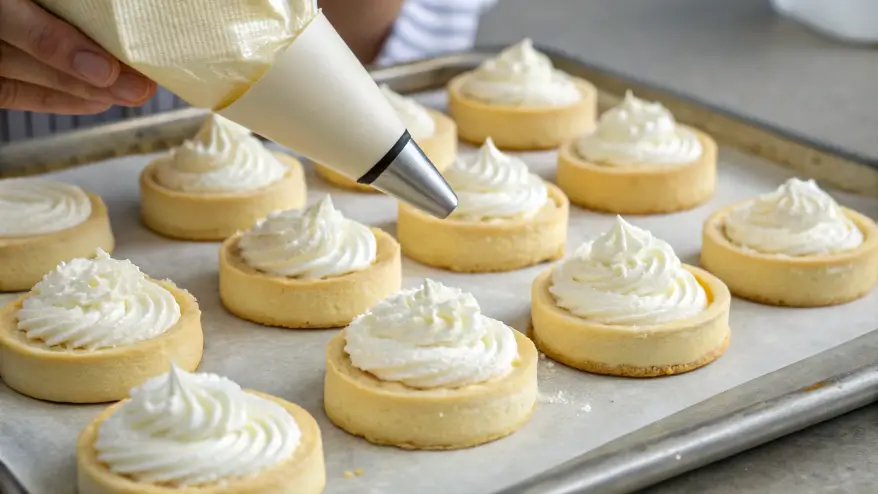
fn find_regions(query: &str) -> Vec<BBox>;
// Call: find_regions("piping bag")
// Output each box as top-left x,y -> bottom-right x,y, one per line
34,0 -> 458,218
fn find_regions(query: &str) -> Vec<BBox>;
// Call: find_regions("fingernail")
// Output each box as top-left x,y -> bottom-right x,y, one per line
109,73 -> 152,103
72,51 -> 114,85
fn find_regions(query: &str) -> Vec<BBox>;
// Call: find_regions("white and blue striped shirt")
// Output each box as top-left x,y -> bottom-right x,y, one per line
0,0 -> 496,144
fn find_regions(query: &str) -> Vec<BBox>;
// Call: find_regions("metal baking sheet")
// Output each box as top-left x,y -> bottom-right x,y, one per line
1,51 -> 877,494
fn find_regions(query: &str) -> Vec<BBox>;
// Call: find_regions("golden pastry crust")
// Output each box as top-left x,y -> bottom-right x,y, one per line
76,391 -> 326,494
219,228 -> 402,329
397,182 -> 569,273
530,265 -> 731,377
0,193 -> 114,292
556,127 -> 717,214
447,75 -> 597,150
314,109 -> 457,193
140,152 -> 307,241
701,204 -> 878,307
323,329 -> 537,450
0,280 -> 203,403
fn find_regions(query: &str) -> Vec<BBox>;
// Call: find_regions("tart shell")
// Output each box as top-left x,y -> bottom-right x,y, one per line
397,182 -> 569,273
530,265 -> 731,377
0,193 -> 114,292
447,75 -> 597,151
140,152 -> 307,241
0,280 -> 203,403
556,127 -> 717,214
323,329 -> 537,450
76,391 -> 325,494
314,110 -> 457,193
219,228 -> 402,329
701,204 -> 878,307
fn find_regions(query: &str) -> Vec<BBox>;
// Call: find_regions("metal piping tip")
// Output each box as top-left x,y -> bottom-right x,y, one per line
360,132 -> 458,219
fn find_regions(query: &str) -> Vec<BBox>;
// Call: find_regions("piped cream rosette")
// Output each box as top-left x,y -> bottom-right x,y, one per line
324,279 -> 537,449
532,217 -> 731,377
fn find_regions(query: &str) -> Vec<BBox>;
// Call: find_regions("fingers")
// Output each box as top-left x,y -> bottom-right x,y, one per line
0,42 -> 116,104
0,0 -> 120,86
0,77 -> 111,114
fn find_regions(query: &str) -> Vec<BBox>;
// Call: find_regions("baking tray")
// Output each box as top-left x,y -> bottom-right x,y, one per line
0,47 -> 877,494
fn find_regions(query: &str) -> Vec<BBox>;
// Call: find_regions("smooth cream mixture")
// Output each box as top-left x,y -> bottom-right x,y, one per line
35,0 -> 318,108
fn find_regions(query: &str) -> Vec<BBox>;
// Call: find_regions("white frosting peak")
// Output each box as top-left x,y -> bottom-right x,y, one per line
724,178 -> 863,256
94,365 -> 300,487
17,249 -> 181,350
238,195 -> 377,279
0,179 -> 92,236
550,217 -> 707,326
576,91 -> 702,165
445,137 -> 548,221
379,84 -> 436,140
344,279 -> 518,389
460,38 -> 581,107
154,113 -> 288,192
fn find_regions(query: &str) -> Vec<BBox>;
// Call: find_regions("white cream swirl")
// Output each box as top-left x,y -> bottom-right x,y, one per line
239,195 -> 376,279
154,113 -> 288,193
16,249 -> 180,350
445,137 -> 548,221
345,279 -> 518,389
379,84 -> 436,140
460,38 -> 581,107
576,91 -> 702,166
550,217 -> 707,326
724,178 -> 863,256
94,365 -> 300,487
0,178 -> 92,236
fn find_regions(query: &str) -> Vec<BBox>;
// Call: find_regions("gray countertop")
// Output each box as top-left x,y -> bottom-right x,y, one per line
477,1 -> 877,492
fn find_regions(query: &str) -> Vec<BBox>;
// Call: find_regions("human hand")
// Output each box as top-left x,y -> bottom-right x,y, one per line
0,0 -> 157,114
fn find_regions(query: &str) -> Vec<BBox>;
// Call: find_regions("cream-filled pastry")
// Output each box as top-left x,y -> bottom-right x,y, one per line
557,91 -> 717,214
0,178 -> 114,292
219,195 -> 401,328
398,138 -> 568,272
0,250 -> 202,403
702,178 -> 878,306
315,84 -> 456,192
77,365 -> 325,494
324,279 -> 537,449
448,39 -> 597,149
140,113 -> 306,240
532,217 -> 731,377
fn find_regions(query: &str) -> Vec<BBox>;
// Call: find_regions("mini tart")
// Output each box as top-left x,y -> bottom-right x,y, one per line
219,228 -> 402,328
531,265 -> 731,377
324,329 -> 537,450
556,127 -> 717,214
448,75 -> 597,150
701,203 -> 878,307
314,110 -> 458,193
0,280 -> 202,403
397,182 -> 569,272
0,193 -> 114,292
140,153 -> 306,241
77,391 -> 325,494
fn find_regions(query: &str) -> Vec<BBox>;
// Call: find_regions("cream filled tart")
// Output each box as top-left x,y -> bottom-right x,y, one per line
701,178 -> 878,307
140,113 -> 307,241
0,250 -> 202,403
77,365 -> 325,494
315,84 -> 457,192
532,217 -> 731,377
556,91 -> 717,214
397,138 -> 568,272
325,279 -> 537,450
0,178 -> 114,292
219,195 -> 402,329
448,38 -> 597,150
